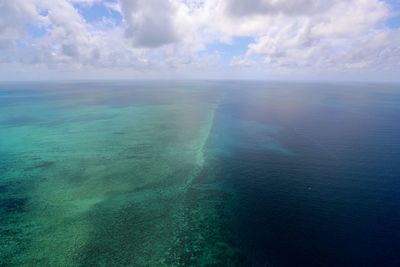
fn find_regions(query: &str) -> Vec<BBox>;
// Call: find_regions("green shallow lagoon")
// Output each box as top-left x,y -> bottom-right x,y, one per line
0,82 -> 234,266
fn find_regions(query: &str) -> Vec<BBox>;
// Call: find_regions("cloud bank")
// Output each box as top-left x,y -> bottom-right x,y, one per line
0,0 -> 399,80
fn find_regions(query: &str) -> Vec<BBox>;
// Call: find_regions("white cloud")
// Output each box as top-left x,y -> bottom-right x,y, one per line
0,0 -> 399,80
120,0 -> 178,47
0,0 -> 47,48
217,0 -> 394,70
225,0 -> 332,17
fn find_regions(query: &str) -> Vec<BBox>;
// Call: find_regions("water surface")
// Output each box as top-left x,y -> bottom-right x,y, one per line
1,81 -> 400,266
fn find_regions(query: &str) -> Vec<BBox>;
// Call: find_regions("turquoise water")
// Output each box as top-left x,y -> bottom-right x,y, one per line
1,81 -> 400,266
0,82 -> 225,266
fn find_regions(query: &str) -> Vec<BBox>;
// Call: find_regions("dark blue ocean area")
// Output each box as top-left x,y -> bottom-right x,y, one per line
1,81 -> 400,266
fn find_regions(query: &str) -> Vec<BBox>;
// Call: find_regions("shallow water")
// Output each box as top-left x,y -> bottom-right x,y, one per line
1,81 -> 400,266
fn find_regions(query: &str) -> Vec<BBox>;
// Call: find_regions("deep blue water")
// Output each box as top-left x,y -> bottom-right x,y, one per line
206,82 -> 400,266
1,81 -> 400,266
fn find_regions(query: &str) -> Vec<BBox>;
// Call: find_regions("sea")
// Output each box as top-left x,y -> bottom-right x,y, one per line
1,81 -> 400,266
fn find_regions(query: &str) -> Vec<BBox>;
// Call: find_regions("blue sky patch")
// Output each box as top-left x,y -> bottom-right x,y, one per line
27,24 -> 48,39
76,2 -> 122,25
386,15 -> 400,28
205,37 -> 254,63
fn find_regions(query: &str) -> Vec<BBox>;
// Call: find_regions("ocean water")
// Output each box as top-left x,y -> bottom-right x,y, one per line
1,81 -> 400,266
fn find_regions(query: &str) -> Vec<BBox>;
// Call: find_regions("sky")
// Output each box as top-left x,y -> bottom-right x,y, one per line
0,0 -> 400,81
